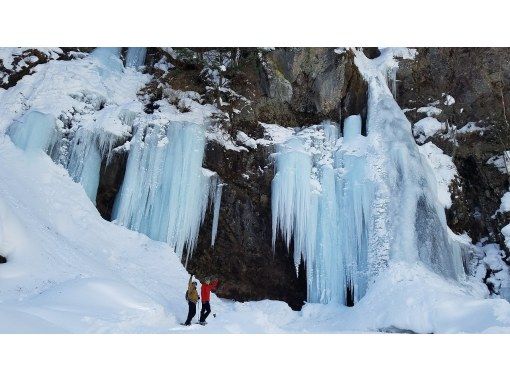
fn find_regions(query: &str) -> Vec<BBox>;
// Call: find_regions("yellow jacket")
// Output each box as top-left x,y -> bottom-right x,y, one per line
187,277 -> 199,303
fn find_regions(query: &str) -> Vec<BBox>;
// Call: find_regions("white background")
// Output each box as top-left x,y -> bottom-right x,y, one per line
1,1 -> 508,379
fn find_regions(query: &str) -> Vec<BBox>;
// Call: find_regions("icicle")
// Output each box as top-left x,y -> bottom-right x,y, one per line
210,181 -> 223,247
386,66 -> 398,99
112,121 -> 222,263
125,48 -> 147,69
67,132 -> 101,202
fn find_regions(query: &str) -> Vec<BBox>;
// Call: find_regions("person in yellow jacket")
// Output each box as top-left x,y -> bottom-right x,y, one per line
182,274 -> 199,326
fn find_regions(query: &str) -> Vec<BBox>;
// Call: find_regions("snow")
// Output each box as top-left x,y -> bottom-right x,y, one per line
487,153 -> 510,174
498,191 -> 510,213
257,122 -> 295,145
476,244 -> 510,302
0,47 -> 63,71
457,121 -> 486,134
413,116 -> 445,143
417,106 -> 442,117
444,94 -> 456,106
418,142 -> 458,209
236,131 -> 257,149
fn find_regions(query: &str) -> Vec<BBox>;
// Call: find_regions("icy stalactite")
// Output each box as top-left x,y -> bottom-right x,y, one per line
209,175 -> 224,248
7,108 -> 127,204
67,129 -> 102,202
125,48 -> 147,69
7,111 -> 60,155
272,117 -> 373,305
66,127 -> 121,204
112,121 -> 222,264
386,66 -> 397,99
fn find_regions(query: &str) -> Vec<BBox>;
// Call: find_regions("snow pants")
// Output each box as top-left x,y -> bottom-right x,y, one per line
185,301 -> 197,325
199,301 -> 211,322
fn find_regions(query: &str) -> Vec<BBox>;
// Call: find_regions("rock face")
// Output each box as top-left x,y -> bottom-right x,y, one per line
188,140 -> 307,310
398,48 -> 510,261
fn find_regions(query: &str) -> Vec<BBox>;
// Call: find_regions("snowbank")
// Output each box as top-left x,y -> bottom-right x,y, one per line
418,142 -> 458,209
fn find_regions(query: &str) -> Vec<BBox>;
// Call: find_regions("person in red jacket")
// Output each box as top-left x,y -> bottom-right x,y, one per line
199,277 -> 219,325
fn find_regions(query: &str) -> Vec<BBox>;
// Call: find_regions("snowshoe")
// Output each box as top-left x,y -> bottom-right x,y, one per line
180,322 -> 191,326
198,321 -> 207,326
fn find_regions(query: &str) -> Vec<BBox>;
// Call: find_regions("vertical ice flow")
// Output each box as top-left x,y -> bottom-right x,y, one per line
112,121 -> 222,264
125,48 -> 147,69
7,111 -> 60,155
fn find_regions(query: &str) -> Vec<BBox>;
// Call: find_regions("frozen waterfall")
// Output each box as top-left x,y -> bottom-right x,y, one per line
272,74 -> 465,306
7,111 -> 60,155
272,118 -> 373,304
112,121 -> 222,264
7,109 -> 125,204
125,48 -> 147,69
90,47 -> 123,72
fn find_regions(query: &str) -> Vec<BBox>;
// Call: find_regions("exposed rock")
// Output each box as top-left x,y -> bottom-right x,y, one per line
398,48 -> 510,261
96,150 -> 128,221
260,48 -> 366,122
0,254 -> 6,264
188,137 -> 307,310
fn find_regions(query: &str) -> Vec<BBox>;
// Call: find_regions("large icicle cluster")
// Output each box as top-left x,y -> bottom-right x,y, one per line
112,121 -> 222,264
125,48 -> 147,69
3,47 -> 222,264
5,47 -> 145,204
272,117 -> 373,304
272,49 -> 465,306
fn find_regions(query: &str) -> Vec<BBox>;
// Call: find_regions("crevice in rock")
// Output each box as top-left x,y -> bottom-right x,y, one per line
96,150 -> 128,221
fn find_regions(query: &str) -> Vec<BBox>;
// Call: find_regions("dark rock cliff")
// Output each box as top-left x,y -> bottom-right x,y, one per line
398,48 -> 510,262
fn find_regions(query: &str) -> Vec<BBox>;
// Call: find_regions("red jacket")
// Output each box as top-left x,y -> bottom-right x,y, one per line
201,280 -> 219,302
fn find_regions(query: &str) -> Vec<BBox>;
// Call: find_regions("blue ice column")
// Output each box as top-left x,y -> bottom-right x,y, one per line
7,111 -> 60,155
112,121 -> 222,264
90,47 -> 123,72
125,48 -> 147,69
